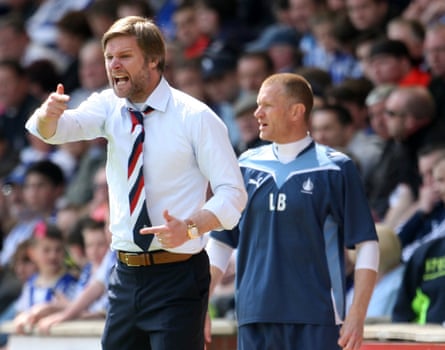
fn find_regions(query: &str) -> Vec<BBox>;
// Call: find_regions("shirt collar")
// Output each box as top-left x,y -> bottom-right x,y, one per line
273,135 -> 313,163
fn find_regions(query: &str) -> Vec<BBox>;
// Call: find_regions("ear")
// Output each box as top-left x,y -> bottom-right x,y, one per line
291,102 -> 306,121
148,58 -> 158,70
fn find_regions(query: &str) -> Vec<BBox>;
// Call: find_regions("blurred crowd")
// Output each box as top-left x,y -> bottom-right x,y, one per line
1,0 -> 445,346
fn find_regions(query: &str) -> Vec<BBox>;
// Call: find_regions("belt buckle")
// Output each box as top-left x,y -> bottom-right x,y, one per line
123,252 -> 140,267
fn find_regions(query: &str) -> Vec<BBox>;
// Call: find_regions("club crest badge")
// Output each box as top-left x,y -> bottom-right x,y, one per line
302,177 -> 313,194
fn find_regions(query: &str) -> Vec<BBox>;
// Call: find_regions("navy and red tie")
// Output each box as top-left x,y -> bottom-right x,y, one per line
128,107 -> 154,251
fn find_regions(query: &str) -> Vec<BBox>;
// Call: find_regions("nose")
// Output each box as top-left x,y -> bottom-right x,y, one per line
253,106 -> 262,120
108,57 -> 122,70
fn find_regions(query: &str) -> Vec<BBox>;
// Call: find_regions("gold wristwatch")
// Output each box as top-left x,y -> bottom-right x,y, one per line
185,219 -> 200,239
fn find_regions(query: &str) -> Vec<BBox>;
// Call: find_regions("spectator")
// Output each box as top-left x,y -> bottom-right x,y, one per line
288,0 -> 325,63
386,16 -> 426,70
0,13 -> 67,72
70,218 -> 109,317
171,3 -> 210,60
395,143 -> 445,262
232,93 -> 269,154
195,0 -> 254,53
37,215 -> 115,334
0,59 -> 40,152
270,0 -> 292,27
236,51 -> 274,95
68,39 -> 109,109
305,10 -> 361,83
392,157 -> 445,325
38,217 -> 110,322
244,24 -> 302,73
365,84 -> 397,141
55,10 -> 93,94
163,40 -> 181,85
171,57 -> 207,102
12,221 -> 77,334
25,0 -> 92,50
424,23 -> 445,131
310,103 -> 381,180
345,0 -> 393,34
368,38 -> 431,87
294,66 -> 332,107
353,29 -> 383,83
0,239 -> 37,348
0,160 -> 65,267
403,0 -> 445,27
36,246 -> 116,334
84,0 -> 118,40
325,77 -> 374,132
366,86 -> 438,222
201,48 -> 241,104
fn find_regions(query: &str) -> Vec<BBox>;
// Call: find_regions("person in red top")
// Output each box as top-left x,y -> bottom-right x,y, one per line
368,38 -> 431,87
172,3 -> 210,59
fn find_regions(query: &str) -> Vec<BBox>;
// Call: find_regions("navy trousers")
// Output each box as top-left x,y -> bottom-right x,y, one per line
238,323 -> 342,350
102,250 -> 210,350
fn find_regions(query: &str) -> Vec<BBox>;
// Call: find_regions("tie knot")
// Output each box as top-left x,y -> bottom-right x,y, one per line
128,108 -> 144,126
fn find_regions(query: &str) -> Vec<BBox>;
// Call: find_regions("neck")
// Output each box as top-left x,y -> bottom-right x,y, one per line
37,269 -> 64,286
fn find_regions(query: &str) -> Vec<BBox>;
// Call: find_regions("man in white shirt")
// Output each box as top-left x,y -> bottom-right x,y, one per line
26,16 -> 247,350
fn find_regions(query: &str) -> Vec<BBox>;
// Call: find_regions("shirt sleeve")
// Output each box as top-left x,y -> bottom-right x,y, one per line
192,108 -> 247,230
25,91 -> 109,144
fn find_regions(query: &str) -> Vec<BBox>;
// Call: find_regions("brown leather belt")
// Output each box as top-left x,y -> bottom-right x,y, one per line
117,250 -> 193,267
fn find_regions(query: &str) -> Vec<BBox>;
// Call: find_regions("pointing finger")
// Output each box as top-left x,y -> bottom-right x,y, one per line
139,225 -> 168,235
56,83 -> 64,95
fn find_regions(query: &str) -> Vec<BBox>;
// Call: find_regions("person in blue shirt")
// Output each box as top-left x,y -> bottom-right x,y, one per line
12,221 -> 77,334
206,73 -> 379,350
392,155 -> 445,325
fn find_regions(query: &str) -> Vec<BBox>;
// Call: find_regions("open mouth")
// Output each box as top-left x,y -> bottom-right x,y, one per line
113,75 -> 129,86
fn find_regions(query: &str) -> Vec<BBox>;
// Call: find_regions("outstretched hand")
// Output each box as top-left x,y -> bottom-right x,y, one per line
41,83 -> 70,119
36,83 -> 70,139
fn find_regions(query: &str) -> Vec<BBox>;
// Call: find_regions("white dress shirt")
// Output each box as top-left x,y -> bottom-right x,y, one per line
26,78 -> 247,253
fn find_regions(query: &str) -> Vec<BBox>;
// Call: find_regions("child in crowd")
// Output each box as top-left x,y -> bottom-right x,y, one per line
12,221 -> 77,333
0,239 -> 37,348
71,217 -> 109,318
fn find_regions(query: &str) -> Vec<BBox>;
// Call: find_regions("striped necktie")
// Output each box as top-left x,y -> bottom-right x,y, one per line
128,107 -> 153,251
